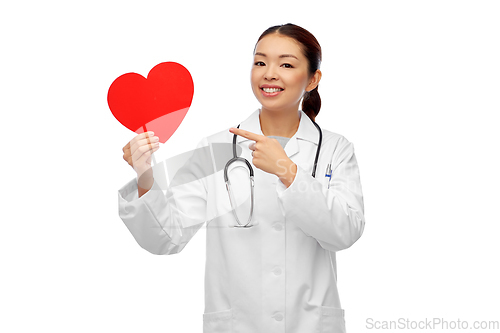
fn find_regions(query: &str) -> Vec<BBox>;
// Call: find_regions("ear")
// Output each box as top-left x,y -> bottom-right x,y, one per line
306,70 -> 322,92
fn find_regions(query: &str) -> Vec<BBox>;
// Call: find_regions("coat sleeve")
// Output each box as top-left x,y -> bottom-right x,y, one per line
276,136 -> 365,252
117,137 -> 210,255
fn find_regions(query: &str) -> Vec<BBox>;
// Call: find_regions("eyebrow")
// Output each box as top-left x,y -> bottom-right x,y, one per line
254,52 -> 298,60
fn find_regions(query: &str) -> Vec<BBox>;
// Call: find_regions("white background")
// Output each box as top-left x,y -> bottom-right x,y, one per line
1,0 -> 499,332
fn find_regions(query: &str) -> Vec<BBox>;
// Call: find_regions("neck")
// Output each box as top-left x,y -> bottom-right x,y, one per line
259,107 -> 300,138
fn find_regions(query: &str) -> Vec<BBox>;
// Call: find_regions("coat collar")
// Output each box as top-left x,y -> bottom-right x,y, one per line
234,108 -> 320,158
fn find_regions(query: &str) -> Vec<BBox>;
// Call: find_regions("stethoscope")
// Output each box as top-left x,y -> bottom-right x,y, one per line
224,121 -> 322,227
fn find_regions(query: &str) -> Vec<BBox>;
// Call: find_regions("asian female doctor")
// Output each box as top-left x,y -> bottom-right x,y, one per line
119,23 -> 365,333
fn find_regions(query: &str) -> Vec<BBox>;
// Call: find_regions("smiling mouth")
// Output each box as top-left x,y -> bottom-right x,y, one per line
261,87 -> 284,93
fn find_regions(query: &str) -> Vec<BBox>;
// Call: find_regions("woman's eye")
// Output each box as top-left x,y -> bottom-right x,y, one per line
282,63 -> 293,68
254,61 -> 265,66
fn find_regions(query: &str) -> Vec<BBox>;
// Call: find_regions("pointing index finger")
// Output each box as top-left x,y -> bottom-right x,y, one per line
229,127 -> 265,141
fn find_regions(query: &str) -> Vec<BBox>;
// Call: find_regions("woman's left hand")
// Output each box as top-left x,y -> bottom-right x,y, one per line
229,127 -> 296,181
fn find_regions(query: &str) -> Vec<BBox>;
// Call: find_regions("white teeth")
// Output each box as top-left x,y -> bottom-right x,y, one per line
262,87 -> 283,93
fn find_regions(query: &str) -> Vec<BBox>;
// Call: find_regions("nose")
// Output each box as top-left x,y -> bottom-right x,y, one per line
264,66 -> 278,81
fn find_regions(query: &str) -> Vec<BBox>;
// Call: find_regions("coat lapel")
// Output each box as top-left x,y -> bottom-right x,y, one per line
236,108 -> 320,160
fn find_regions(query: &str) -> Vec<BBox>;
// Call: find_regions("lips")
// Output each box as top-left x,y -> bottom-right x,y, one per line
260,88 -> 284,97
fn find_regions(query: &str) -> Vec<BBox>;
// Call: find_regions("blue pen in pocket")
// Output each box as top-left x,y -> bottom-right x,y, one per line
325,163 -> 332,189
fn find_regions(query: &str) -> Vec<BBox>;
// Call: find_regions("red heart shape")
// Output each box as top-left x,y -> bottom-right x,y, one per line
107,62 -> 194,143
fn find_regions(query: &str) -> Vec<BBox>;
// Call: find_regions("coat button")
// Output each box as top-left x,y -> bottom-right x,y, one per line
274,313 -> 284,321
273,223 -> 283,231
272,267 -> 282,276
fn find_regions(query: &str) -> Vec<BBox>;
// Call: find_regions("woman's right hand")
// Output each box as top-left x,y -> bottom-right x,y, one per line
122,131 -> 160,190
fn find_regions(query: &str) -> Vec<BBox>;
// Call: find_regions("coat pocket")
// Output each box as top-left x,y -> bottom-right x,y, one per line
319,306 -> 346,333
203,308 -> 233,333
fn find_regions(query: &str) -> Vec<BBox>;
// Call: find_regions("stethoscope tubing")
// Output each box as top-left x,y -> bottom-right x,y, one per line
224,121 -> 322,227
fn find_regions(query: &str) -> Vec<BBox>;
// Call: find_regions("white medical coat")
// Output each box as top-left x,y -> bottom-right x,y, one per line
118,108 -> 365,333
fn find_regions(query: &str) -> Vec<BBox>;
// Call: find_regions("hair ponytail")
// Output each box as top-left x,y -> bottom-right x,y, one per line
256,23 -> 322,123
302,86 -> 321,122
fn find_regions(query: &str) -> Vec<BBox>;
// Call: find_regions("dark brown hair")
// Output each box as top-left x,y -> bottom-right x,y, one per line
255,23 -> 322,122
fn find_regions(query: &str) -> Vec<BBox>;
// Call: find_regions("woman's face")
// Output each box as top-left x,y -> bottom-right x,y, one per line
251,34 -> 315,113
